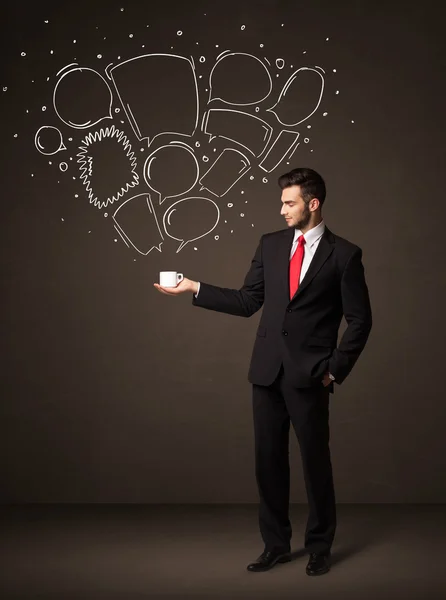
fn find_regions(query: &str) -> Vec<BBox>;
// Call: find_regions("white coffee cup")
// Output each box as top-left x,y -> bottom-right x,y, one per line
159,271 -> 184,287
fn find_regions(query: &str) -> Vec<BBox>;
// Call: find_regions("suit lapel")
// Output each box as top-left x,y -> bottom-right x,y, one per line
288,226 -> 335,304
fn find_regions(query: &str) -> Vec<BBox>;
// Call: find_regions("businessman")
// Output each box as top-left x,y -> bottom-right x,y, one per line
154,167 -> 372,576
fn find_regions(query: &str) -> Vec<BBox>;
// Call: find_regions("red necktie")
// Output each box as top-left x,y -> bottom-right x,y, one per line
289,234 -> 306,299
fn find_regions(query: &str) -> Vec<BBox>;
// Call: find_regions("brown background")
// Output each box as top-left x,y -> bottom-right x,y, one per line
1,0 -> 445,503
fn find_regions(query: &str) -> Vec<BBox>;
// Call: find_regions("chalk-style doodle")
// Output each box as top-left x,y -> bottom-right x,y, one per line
107,54 -> 199,146
203,109 -> 273,157
259,130 -> 300,172
77,124 -> 139,209
143,141 -> 199,205
113,193 -> 163,255
199,148 -> 251,197
208,52 -> 272,106
267,67 -> 324,127
53,66 -> 113,129
35,126 -> 66,155
163,197 -> 220,253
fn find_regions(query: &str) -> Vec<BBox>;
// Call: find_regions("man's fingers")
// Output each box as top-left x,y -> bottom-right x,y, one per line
153,283 -> 178,295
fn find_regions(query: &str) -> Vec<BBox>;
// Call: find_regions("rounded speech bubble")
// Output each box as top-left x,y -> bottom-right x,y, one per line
267,67 -> 324,126
53,67 -> 113,129
208,52 -> 272,106
163,197 -> 220,253
35,126 -> 66,155
143,142 -> 199,205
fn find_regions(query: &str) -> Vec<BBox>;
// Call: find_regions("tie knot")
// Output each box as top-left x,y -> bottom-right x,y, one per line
298,235 -> 306,246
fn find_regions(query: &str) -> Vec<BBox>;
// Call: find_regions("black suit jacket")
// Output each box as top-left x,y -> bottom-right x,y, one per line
192,226 -> 372,390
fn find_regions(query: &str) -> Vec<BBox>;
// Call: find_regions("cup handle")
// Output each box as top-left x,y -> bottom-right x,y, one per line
177,273 -> 184,284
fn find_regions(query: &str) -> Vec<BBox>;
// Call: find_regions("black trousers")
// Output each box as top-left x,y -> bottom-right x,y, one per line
252,363 -> 336,555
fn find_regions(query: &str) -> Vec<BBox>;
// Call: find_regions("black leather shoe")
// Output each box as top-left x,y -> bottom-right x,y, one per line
247,549 -> 291,572
306,552 -> 331,576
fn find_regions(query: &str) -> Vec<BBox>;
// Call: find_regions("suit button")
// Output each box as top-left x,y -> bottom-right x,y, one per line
282,330 -> 288,336
287,309 -> 292,313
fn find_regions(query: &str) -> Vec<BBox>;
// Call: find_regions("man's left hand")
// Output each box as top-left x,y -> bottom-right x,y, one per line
322,372 -> 333,387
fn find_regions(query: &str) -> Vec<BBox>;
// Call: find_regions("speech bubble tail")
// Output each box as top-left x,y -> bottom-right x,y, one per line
176,240 -> 188,253
158,195 -> 166,205
60,143 -> 67,151
105,63 -> 114,79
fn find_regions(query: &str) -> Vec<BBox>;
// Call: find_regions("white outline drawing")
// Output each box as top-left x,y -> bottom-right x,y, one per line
35,126 -> 67,155
259,130 -> 300,173
107,54 -> 199,146
208,52 -> 272,106
77,124 -> 139,209
53,66 -> 113,129
143,141 -> 199,205
113,193 -> 164,255
216,50 -> 231,61
267,67 -> 325,126
199,148 -> 251,197
286,141 -> 300,161
163,197 -> 220,253
202,108 -> 273,157
56,63 -> 78,77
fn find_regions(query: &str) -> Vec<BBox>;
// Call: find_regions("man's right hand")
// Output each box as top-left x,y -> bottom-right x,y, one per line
153,278 -> 198,296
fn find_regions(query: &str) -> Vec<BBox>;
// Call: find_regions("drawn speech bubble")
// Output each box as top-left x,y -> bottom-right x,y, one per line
35,126 -> 66,155
109,54 -> 199,146
53,67 -> 113,129
143,142 -> 199,205
163,197 -> 220,253
209,52 -> 272,106
113,193 -> 164,255
267,67 -> 324,126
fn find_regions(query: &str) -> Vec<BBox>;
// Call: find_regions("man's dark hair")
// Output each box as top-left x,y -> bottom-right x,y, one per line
278,167 -> 326,207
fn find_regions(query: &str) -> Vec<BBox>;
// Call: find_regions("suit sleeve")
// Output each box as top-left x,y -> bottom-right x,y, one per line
328,247 -> 372,384
191,236 -> 265,317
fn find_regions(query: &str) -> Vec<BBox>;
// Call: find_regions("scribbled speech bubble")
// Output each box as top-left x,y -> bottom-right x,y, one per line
53,67 -> 113,129
163,197 -> 220,253
108,54 -> 199,146
267,67 -> 325,126
209,52 -> 272,106
143,142 -> 199,205
77,125 -> 139,209
203,108 -> 273,157
35,126 -> 66,155
199,148 -> 250,197
113,193 -> 163,255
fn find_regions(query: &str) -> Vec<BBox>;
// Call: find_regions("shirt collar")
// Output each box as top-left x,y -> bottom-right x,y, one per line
293,219 -> 326,247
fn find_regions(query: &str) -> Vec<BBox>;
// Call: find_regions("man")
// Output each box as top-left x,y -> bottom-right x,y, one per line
154,167 -> 372,576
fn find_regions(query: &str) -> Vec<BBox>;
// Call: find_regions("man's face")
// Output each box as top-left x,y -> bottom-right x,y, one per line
280,185 -> 311,229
